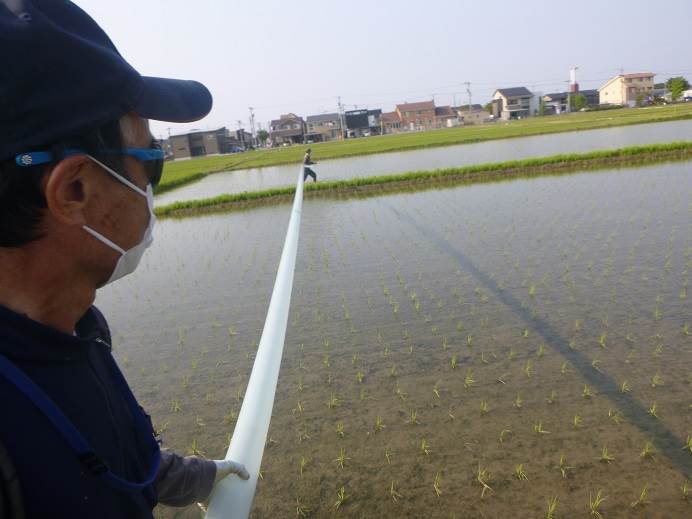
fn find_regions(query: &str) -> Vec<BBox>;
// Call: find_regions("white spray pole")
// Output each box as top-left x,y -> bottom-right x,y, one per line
206,166 -> 305,519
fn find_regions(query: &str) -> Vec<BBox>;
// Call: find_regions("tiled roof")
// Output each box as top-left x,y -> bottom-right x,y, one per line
495,87 -> 533,98
434,106 -> 456,117
306,113 -> 340,123
381,111 -> 400,123
396,100 -> 435,111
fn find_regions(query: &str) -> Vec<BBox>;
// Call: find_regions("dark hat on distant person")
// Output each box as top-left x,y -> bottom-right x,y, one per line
0,0 -> 213,162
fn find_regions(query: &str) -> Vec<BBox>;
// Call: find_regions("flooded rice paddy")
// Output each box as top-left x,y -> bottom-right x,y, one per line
99,161 -> 691,518
155,119 -> 692,206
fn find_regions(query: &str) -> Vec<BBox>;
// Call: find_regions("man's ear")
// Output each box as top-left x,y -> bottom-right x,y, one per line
44,156 -> 94,226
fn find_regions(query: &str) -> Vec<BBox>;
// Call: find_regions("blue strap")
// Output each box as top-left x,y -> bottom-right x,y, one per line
0,352 -> 160,492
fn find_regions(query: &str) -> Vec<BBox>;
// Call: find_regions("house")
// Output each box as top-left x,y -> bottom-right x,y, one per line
455,104 -> 489,125
598,73 -> 655,107
396,100 -> 436,130
228,129 -> 253,150
381,111 -> 402,134
270,113 -> 305,145
345,109 -> 382,137
542,89 -> 599,114
306,113 -> 342,142
492,87 -> 537,120
169,127 -> 230,160
434,105 -> 459,127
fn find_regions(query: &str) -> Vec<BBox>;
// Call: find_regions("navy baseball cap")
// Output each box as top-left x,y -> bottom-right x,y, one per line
0,0 -> 213,162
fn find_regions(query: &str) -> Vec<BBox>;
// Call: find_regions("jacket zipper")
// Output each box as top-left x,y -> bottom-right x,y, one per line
91,337 -> 126,475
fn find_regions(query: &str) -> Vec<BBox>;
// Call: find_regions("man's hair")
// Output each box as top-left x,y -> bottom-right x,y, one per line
0,119 -> 125,248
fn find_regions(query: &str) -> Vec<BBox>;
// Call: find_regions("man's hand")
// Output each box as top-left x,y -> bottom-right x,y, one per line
213,459 -> 250,483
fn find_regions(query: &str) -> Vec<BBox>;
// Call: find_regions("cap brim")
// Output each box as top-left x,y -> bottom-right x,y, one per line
133,77 -> 213,123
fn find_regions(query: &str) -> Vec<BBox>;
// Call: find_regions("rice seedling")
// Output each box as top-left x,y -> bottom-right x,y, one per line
450,354 -> 457,369
327,393 -> 340,409
480,400 -> 490,415
188,438 -> 205,456
560,361 -> 569,374
499,428 -> 513,444
682,435 -> 692,454
384,446 -> 393,465
573,414 -> 583,429
420,438 -> 431,455
597,446 -> 615,464
620,380 -> 631,393
522,328 -> 529,338
640,440 -> 656,460
514,394 -> 523,409
476,463 -> 493,498
408,409 -> 420,425
556,454 -> 572,479
608,409 -> 623,425
650,371 -> 663,388
682,479 -> 689,501
546,496 -> 559,519
375,416 -> 385,432
466,335 -> 473,347
683,323 -> 690,336
533,421 -> 550,435
591,358 -> 602,372
546,390 -> 557,404
333,486 -> 348,510
648,402 -> 658,419
582,385 -> 594,399
514,464 -> 528,481
355,370 -> 364,383
433,472 -> 442,497
464,369 -> 475,389
588,489 -> 607,518
432,382 -> 441,399
295,497 -> 310,517
497,372 -> 510,384
536,343 -> 545,358
598,331 -> 607,348
170,399 -> 181,413
394,383 -> 407,401
298,456 -> 310,477
292,401 -> 304,415
389,480 -> 403,503
524,360 -> 534,378
336,422 -> 345,438
507,348 -> 517,360
334,447 -> 351,469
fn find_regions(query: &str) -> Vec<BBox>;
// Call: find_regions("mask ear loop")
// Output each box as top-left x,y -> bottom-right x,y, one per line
86,155 -> 148,198
82,225 -> 126,255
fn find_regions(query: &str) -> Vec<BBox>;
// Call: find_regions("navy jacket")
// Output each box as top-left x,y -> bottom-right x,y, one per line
0,305 -> 215,518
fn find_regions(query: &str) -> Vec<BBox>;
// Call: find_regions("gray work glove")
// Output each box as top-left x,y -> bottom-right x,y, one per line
213,459 -> 250,484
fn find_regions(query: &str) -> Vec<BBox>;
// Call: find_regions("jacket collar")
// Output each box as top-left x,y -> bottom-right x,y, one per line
0,305 -> 105,363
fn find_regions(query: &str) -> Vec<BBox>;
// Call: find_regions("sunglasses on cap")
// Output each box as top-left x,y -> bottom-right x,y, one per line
14,140 -> 165,187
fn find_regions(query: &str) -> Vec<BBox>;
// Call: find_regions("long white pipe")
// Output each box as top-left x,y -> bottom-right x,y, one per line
206,166 -> 305,518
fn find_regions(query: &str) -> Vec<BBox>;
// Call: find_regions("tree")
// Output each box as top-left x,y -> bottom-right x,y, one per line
666,76 -> 690,101
572,94 -> 587,111
257,129 -> 269,146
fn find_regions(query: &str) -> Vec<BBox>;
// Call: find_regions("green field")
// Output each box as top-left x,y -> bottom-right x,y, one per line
157,103 -> 692,194
154,141 -> 692,217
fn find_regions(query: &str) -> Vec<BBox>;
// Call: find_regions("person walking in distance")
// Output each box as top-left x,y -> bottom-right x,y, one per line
303,148 -> 317,182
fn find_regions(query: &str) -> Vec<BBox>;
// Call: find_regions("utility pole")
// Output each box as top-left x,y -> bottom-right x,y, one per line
248,107 -> 256,147
465,81 -> 472,112
337,96 -> 346,140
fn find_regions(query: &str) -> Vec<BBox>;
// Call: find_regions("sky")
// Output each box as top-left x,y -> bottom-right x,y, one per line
77,0 -> 692,139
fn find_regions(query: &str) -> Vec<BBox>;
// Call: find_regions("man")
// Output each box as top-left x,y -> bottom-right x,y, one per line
0,1 -> 248,517
303,148 -> 317,182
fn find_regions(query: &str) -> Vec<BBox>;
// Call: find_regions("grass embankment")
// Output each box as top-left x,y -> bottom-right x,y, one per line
156,103 -> 692,194
155,141 -> 692,218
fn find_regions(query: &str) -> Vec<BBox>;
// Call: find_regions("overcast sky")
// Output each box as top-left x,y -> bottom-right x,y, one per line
77,0 -> 692,139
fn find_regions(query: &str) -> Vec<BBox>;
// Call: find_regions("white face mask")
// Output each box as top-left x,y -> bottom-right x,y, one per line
82,155 -> 156,285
